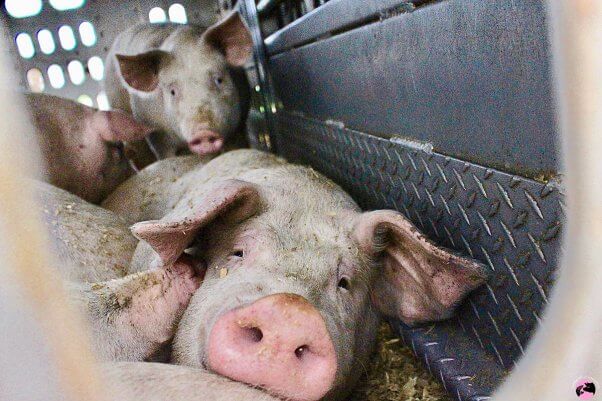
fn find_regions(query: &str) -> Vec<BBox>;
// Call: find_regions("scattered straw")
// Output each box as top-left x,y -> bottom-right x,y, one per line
348,323 -> 450,401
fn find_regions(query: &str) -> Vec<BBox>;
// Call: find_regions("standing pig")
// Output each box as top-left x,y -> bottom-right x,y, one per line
104,11 -> 252,160
34,180 -> 203,361
104,149 -> 487,401
25,93 -> 153,203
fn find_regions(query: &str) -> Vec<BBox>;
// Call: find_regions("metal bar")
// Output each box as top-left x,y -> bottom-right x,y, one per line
257,0 -> 284,15
265,0 -> 411,55
240,0 -> 280,152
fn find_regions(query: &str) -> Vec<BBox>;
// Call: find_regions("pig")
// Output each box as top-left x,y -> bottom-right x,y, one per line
102,155 -> 203,225
34,180 -> 203,361
104,11 -> 252,161
36,180 -> 137,282
25,93 -> 153,204
103,149 -> 487,401
67,257 -> 201,361
102,362 -> 280,401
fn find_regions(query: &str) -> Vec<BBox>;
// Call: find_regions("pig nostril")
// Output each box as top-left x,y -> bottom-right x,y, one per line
294,345 -> 309,359
240,326 -> 263,343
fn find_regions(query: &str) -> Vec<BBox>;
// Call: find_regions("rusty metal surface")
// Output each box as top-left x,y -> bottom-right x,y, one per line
272,110 -> 563,399
267,0 -> 559,179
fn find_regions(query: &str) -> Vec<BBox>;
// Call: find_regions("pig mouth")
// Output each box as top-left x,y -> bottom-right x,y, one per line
187,129 -> 224,156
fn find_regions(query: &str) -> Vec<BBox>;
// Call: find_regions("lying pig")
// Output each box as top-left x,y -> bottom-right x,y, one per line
35,181 -> 202,361
104,149 -> 487,401
25,93 -> 153,203
104,11 -> 252,160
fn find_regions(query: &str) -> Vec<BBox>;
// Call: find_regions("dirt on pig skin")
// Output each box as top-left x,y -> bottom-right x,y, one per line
348,323 -> 449,401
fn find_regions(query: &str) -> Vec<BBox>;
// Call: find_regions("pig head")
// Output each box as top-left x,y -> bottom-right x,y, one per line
130,167 -> 487,401
114,12 -> 252,156
26,93 -> 153,203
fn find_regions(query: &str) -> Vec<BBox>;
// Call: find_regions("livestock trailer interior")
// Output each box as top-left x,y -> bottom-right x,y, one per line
1,0 -> 563,400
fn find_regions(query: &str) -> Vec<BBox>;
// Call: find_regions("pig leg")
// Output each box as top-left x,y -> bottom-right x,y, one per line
102,362 -> 280,401
102,155 -> 202,224
69,257 -> 202,361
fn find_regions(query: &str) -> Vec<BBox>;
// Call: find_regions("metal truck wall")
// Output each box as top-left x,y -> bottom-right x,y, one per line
242,0 -> 563,400
1,0 -> 564,400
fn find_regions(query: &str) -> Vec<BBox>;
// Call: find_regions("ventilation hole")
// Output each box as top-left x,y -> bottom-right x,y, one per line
49,0 -> 86,11
148,7 -> 167,23
37,29 -> 56,55
47,64 -> 66,88
78,21 -> 96,47
87,56 -> 104,81
15,33 -> 35,59
77,94 -> 93,107
67,60 -> 85,85
168,4 -> 187,24
5,0 -> 43,18
96,91 -> 109,111
58,25 -> 77,50
27,68 -> 45,92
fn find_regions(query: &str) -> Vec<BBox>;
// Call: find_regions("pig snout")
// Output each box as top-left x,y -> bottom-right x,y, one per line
207,293 -> 337,401
187,129 -> 224,155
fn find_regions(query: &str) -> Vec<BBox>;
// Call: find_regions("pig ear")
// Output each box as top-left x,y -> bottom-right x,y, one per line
115,50 -> 171,92
89,110 -> 154,142
202,11 -> 253,67
354,210 -> 487,326
131,180 -> 261,266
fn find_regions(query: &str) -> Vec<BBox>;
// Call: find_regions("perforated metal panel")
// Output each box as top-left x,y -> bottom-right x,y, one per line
1,0 -> 220,108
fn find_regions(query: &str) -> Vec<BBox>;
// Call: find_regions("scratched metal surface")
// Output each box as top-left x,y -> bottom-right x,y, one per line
267,0 -> 559,178
270,111 -> 563,400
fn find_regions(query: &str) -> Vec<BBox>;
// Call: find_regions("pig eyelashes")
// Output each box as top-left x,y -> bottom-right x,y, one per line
230,250 -> 244,258
211,74 -> 225,90
225,249 -> 244,264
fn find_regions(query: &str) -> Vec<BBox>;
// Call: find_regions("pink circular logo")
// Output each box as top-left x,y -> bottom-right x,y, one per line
575,377 -> 597,399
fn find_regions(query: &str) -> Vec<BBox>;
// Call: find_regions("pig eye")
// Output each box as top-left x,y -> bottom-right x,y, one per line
213,75 -> 224,88
167,84 -> 178,97
106,141 -> 125,160
230,250 -> 244,258
337,277 -> 350,291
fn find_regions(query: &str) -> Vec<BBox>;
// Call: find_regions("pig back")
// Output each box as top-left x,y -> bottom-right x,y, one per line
104,150 -> 286,226
35,181 -> 138,282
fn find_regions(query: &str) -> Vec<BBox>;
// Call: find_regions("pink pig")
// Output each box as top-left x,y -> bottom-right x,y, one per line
104,11 -> 252,159
25,93 -> 153,203
102,149 -> 487,401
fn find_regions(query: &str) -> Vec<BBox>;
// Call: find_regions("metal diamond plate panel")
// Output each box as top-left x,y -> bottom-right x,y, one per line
272,110 -> 564,400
